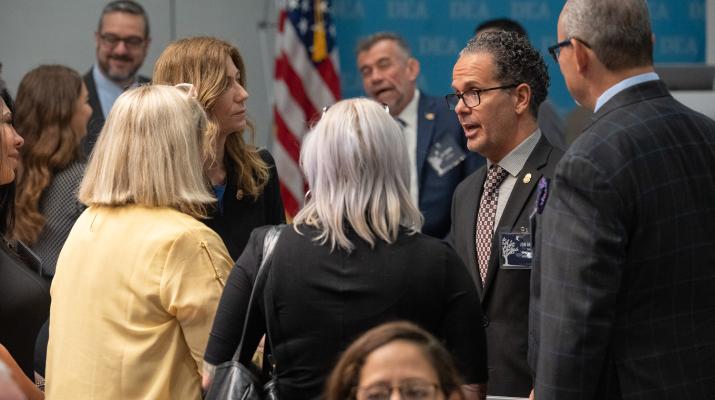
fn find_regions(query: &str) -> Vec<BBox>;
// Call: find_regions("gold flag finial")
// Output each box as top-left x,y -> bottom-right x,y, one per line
312,0 -> 327,62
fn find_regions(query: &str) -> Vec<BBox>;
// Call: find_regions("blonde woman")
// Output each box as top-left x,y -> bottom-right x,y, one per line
203,99 -> 487,399
153,36 -> 285,260
45,85 -> 233,399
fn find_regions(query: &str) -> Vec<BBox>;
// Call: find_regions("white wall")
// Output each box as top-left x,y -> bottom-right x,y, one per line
0,0 -> 279,147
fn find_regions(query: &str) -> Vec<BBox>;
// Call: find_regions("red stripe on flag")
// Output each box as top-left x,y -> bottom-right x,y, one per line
273,109 -> 301,164
275,53 -> 318,120
280,181 -> 300,219
316,58 -> 341,100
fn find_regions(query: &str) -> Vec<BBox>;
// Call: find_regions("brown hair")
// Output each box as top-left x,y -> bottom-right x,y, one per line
153,36 -> 270,200
13,65 -> 84,244
324,321 -> 465,400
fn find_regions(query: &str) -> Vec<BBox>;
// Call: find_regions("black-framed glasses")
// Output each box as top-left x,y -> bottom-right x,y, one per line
355,380 -> 440,400
99,33 -> 146,49
445,84 -> 518,110
547,37 -> 591,63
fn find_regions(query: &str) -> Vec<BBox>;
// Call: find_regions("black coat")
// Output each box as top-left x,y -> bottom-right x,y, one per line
0,240 -> 50,378
204,149 -> 285,260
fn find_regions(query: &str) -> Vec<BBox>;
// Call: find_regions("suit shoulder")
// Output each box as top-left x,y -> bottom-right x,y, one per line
454,166 -> 485,196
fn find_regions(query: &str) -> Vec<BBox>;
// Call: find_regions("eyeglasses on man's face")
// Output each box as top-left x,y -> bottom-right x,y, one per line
355,380 -> 440,400
547,37 -> 591,63
445,84 -> 518,110
99,32 -> 145,50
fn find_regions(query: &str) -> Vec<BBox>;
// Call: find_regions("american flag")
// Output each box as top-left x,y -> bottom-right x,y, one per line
273,0 -> 341,218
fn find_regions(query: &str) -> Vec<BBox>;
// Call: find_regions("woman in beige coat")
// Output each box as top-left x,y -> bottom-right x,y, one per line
45,85 -> 233,399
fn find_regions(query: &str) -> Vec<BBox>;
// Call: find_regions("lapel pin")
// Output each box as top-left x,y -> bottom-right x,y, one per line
424,112 -> 435,121
523,173 -> 532,184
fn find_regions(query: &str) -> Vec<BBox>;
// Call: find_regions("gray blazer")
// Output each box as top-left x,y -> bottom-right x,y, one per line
531,80 -> 715,399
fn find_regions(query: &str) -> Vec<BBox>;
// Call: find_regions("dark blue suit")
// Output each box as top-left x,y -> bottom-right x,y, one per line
416,93 -> 484,238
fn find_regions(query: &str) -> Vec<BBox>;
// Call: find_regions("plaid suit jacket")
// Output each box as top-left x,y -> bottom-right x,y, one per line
532,80 -> 715,399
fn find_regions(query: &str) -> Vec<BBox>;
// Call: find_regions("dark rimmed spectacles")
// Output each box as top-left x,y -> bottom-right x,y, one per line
354,380 -> 440,400
99,33 -> 146,49
445,84 -> 518,110
547,37 -> 591,63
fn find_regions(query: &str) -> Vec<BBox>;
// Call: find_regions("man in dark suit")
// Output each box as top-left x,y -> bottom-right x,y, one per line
357,32 -> 484,238
447,31 -> 562,397
84,0 -> 151,155
531,0 -> 715,398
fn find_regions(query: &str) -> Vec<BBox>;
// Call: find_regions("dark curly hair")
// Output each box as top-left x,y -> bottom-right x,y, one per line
461,31 -> 549,118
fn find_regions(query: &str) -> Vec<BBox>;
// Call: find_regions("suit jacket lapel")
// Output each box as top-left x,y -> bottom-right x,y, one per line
482,136 -> 552,296
416,94 -> 437,186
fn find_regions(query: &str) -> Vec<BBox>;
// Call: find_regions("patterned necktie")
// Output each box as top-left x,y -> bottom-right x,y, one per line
475,164 -> 509,286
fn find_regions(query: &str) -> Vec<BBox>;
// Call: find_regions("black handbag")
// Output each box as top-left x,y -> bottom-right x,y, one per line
205,225 -> 284,400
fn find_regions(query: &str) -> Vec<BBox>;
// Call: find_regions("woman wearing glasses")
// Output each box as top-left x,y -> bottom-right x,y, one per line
325,321 -> 465,400
153,37 -> 285,260
203,98 -> 487,399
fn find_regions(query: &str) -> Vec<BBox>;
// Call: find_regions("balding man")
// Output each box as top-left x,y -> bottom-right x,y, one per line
531,0 -> 715,398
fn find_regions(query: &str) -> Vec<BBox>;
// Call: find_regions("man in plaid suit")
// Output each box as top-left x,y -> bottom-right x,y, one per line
530,0 -> 715,399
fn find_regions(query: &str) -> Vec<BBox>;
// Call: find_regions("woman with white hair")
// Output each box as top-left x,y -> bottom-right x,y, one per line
45,85 -> 233,399
204,98 -> 488,399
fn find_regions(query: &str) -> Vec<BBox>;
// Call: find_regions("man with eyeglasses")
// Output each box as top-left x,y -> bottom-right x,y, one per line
356,32 -> 485,239
530,1 -> 715,399
446,31 -> 563,398
84,0 -> 151,154
474,18 -> 567,151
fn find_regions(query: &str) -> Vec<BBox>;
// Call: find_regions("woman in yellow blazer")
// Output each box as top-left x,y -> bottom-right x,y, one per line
45,85 -> 233,399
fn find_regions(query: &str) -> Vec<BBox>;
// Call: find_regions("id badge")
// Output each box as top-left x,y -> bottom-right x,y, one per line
426,135 -> 466,176
500,232 -> 533,269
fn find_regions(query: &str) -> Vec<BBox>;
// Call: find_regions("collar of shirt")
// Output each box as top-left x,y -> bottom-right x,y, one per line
594,72 -> 660,113
92,64 -> 139,118
487,128 -> 542,178
397,88 -> 420,128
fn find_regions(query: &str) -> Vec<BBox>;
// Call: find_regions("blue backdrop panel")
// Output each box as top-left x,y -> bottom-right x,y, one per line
333,0 -> 706,115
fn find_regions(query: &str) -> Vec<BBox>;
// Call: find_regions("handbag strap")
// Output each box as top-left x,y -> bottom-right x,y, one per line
231,224 -> 285,362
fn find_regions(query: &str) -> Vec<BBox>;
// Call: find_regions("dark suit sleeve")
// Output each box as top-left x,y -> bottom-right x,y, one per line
440,246 -> 488,384
446,187 -> 459,249
535,153 -> 628,398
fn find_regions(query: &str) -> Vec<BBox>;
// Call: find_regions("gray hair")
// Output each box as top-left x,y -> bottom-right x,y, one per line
460,31 -> 549,118
293,98 -> 423,252
561,0 -> 652,70
355,32 -> 412,60
98,0 -> 150,38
